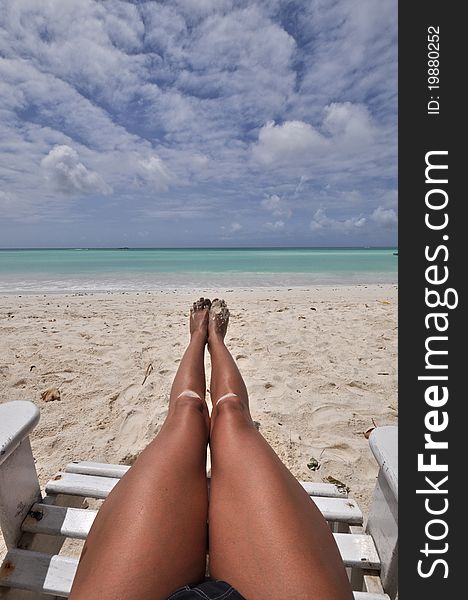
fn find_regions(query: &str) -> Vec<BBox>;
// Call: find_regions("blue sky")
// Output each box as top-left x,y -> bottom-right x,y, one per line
0,0 -> 397,248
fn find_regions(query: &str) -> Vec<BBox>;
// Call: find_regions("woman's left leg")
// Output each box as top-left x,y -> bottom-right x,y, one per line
69,299 -> 212,600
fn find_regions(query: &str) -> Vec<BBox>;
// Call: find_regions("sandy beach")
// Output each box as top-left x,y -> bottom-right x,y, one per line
0,285 -> 397,558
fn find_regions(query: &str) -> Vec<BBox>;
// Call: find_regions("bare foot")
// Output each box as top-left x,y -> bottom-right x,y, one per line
190,297 -> 211,342
208,298 -> 230,343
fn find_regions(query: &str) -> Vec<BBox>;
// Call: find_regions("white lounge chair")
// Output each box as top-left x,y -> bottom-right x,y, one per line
0,401 -> 398,599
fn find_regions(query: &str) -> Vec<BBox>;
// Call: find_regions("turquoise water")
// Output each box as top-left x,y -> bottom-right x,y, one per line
0,248 -> 397,292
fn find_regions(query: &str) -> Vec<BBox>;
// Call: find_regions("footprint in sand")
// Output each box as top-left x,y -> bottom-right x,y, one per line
346,380 -> 379,393
117,408 -> 147,447
308,405 -> 342,424
12,378 -> 28,387
113,383 -> 141,406
321,442 -> 360,464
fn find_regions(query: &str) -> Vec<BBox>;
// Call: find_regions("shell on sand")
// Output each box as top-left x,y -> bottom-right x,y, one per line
41,387 -> 61,402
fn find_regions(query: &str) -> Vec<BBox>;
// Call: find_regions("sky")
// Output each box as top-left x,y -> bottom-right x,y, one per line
0,0 -> 397,248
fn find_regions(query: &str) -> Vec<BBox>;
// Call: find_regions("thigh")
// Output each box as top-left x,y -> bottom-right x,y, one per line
208,402 -> 353,600
70,402 -> 209,600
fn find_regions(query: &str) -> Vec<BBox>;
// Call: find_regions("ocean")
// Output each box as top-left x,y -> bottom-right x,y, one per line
0,248 -> 397,293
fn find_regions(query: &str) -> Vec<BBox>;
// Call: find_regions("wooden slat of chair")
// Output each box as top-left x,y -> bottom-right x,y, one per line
22,504 -> 97,539
1,548 -> 385,599
23,499 -> 362,542
354,594 -> 390,600
0,549 -> 76,597
49,470 -> 352,507
20,503 -> 377,570
65,461 -> 129,479
46,472 -> 118,499
65,461 -> 349,498
46,477 -> 361,529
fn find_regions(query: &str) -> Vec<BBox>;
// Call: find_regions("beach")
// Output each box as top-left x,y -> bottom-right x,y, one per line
0,284 -> 397,558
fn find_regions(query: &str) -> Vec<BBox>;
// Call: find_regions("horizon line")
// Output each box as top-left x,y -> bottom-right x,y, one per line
0,245 -> 398,251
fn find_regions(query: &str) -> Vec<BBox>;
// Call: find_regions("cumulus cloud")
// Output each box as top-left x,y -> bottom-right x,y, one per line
252,120 -> 327,166
294,176 -> 308,195
310,208 -> 366,232
138,156 -> 173,191
252,102 -> 376,169
41,145 -> 112,195
261,194 -> 292,218
220,221 -> 243,236
378,189 -> 398,208
370,206 -> 397,228
0,0 -> 396,245
323,102 -> 374,146
265,220 -> 285,231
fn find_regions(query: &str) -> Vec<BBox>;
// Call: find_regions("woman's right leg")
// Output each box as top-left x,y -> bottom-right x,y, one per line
207,300 -> 353,600
69,300 -> 211,600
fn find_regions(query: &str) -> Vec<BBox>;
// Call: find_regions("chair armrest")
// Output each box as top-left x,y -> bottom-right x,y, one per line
0,401 -> 40,466
369,426 -> 397,501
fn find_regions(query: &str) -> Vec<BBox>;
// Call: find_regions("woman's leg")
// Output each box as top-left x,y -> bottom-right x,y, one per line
70,299 -> 212,600
207,300 -> 353,600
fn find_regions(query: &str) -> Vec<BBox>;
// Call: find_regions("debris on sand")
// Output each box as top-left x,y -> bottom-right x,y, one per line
307,457 -> 321,471
325,475 -> 350,494
41,387 -> 61,402
142,363 -> 153,385
363,419 -> 377,439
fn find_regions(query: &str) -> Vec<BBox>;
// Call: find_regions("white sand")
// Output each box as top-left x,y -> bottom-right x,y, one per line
0,285 -> 397,559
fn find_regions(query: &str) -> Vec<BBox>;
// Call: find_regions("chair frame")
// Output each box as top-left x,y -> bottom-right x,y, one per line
0,401 -> 398,599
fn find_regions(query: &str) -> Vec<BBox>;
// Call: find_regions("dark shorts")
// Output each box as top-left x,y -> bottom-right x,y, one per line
167,580 -> 245,600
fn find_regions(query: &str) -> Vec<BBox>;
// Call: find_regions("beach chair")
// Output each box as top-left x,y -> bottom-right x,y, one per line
0,401 -> 398,599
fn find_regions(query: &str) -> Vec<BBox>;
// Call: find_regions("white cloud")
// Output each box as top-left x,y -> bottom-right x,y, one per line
0,0 -> 396,245
371,206 -> 397,228
378,189 -> 398,208
252,102 -> 378,172
265,220 -> 285,231
219,220 -> 243,236
261,194 -> 291,218
173,0 -> 234,18
138,156 -> 172,191
323,102 -> 374,147
293,0 -> 397,125
41,145 -> 111,195
310,208 -> 366,232
252,120 -> 327,166
294,176 -> 308,195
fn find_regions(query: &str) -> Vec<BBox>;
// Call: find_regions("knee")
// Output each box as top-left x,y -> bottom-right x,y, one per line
171,394 -> 207,418
213,395 -> 252,426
